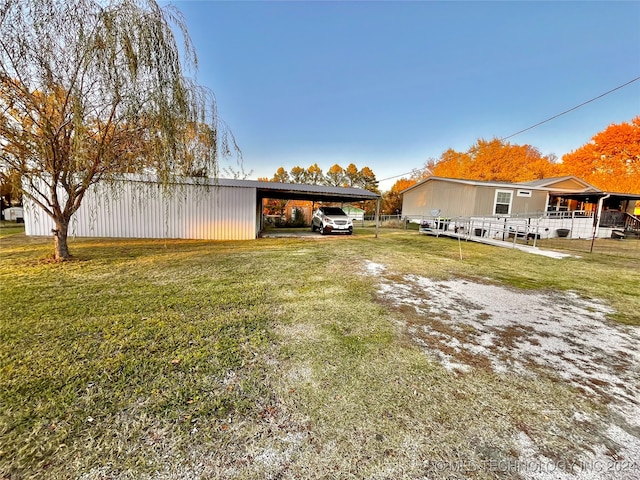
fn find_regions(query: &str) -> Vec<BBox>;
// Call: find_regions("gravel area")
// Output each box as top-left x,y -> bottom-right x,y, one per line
365,261 -> 640,480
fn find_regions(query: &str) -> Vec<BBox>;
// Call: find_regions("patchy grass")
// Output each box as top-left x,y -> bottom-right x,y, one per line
538,236 -> 640,259
0,222 -> 24,238
1,231 -> 638,478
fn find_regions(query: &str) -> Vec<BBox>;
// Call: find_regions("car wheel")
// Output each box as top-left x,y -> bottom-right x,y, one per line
348,227 -> 353,235
319,225 -> 325,235
311,223 -> 316,232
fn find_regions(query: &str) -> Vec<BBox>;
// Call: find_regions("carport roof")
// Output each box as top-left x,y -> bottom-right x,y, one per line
217,178 -> 380,202
124,175 -> 380,202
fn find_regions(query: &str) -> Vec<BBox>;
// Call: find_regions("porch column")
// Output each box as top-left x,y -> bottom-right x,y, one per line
375,197 -> 381,238
590,194 -> 610,253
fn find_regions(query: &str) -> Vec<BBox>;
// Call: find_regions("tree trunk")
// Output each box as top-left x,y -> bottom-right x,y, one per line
53,220 -> 71,260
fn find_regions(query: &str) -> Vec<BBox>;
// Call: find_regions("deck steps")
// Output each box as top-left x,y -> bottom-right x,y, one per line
612,229 -> 640,239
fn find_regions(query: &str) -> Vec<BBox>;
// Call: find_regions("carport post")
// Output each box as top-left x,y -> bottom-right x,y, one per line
375,197 -> 380,238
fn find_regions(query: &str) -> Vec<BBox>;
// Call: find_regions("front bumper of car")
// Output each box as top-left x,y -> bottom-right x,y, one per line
323,221 -> 353,234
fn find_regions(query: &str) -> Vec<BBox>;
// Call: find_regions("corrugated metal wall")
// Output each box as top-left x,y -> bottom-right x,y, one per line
402,180 -> 478,217
24,179 -> 257,240
431,182 -> 477,217
473,187 -> 500,215
512,191 -> 547,214
403,181 -> 550,218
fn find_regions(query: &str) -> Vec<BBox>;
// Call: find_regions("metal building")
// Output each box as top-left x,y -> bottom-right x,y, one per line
23,175 -> 380,240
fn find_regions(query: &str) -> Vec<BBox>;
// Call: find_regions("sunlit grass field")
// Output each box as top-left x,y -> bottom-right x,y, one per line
0,221 -> 24,238
1,231 -> 638,478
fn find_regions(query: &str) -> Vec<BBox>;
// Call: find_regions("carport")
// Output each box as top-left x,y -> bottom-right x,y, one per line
23,175 -> 381,241
251,181 -> 382,237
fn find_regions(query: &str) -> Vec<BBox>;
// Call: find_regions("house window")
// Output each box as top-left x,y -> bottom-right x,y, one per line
494,190 -> 513,215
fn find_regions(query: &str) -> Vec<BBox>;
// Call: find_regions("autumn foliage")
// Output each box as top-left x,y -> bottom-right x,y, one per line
261,163 -> 380,216
559,116 -> 640,194
427,138 -> 557,183
383,178 -> 416,214
417,119 -> 640,195
265,163 -> 379,192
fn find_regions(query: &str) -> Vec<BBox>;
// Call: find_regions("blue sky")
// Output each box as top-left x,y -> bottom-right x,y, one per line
170,0 -> 640,191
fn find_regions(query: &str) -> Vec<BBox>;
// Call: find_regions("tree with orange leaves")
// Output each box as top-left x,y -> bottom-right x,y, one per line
428,138 -> 557,182
325,164 -> 346,186
344,163 -> 360,187
383,178 -> 416,214
560,117 -> 640,193
306,163 -> 324,185
272,167 -> 290,183
290,166 -> 307,183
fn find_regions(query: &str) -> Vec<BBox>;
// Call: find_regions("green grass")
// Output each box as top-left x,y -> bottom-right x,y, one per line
1,231 -> 638,478
0,221 -> 24,238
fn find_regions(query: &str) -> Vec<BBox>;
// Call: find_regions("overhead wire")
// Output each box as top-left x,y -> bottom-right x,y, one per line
500,76 -> 640,140
379,75 -> 640,184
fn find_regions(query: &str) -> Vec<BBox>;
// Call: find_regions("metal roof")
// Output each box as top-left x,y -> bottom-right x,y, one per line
549,191 -> 640,201
402,176 -> 555,194
249,180 -> 380,202
402,175 -> 603,195
124,175 -> 380,202
517,176 -> 599,191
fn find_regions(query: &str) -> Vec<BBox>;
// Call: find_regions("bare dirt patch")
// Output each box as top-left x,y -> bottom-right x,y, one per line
366,261 -> 640,479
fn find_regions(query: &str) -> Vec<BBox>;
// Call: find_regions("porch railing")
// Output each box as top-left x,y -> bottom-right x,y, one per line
544,210 -> 594,219
623,212 -> 640,231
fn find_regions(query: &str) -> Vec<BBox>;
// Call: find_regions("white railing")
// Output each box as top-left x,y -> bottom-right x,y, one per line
544,210 -> 594,219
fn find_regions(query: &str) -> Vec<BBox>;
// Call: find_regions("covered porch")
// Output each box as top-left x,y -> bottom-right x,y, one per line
547,191 -> 640,238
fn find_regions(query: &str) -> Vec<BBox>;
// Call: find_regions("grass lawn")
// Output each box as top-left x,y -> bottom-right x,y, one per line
0,222 -> 24,238
1,231 -> 639,479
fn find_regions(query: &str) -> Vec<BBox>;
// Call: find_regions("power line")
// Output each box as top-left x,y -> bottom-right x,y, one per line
380,76 -> 640,184
501,76 -> 640,140
378,170 -> 418,182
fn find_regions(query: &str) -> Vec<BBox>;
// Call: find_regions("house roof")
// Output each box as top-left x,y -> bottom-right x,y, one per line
401,175 -> 602,195
341,205 -> 366,212
517,176 -> 599,191
401,176 -> 556,194
550,191 -> 640,202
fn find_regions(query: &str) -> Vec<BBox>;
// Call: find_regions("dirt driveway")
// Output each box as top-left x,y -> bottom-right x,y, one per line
365,261 -> 640,480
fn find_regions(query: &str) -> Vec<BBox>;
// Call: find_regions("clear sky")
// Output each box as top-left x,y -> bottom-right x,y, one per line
170,0 -> 640,191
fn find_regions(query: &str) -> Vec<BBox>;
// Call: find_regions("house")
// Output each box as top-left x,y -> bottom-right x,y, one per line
23,175 -> 380,241
401,176 -> 640,239
401,176 -> 599,218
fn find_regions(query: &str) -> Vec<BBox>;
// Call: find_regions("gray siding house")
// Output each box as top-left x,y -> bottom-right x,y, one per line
401,176 -> 597,218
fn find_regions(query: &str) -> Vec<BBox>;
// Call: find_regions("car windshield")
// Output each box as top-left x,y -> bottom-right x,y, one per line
322,207 -> 346,216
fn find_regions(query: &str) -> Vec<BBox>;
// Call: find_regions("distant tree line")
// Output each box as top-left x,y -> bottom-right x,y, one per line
260,163 -> 380,194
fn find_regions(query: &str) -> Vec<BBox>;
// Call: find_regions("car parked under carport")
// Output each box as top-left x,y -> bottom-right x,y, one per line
311,206 -> 353,235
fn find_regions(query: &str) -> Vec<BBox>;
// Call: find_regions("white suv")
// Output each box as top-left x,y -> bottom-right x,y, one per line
311,206 -> 353,235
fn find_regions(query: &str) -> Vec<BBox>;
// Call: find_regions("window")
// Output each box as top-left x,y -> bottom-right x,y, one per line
494,190 -> 513,215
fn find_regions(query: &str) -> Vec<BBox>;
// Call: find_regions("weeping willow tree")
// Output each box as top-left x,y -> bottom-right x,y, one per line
0,0 -> 238,259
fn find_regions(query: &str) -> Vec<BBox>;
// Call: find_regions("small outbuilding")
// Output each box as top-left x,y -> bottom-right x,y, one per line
23,175 -> 380,241
1,206 -> 24,223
